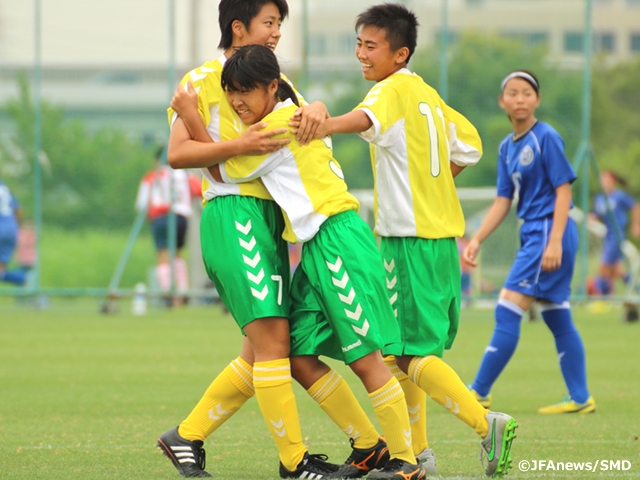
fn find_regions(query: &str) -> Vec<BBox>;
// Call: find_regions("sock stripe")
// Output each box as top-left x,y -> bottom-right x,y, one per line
408,356 -> 431,384
538,301 -> 570,312
369,380 -> 403,408
308,370 -> 341,403
230,357 -> 254,394
497,298 -> 525,315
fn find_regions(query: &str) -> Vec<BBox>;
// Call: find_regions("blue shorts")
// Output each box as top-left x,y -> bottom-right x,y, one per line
151,214 -> 188,251
504,216 -> 578,304
601,238 -> 623,265
0,221 -> 18,264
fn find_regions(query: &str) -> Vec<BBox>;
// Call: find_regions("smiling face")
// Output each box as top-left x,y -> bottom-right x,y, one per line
355,25 -> 408,82
225,79 -> 278,126
234,2 -> 282,52
499,77 -> 540,125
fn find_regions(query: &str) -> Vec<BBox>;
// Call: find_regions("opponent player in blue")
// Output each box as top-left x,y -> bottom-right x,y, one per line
462,70 -> 596,414
0,179 -> 27,286
590,169 -> 640,296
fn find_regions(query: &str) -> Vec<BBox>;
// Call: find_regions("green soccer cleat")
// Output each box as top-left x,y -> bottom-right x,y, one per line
538,396 -> 596,414
468,385 -> 492,408
327,437 -> 390,478
157,426 -> 212,478
366,458 -> 426,480
415,447 -> 437,475
480,412 -> 518,477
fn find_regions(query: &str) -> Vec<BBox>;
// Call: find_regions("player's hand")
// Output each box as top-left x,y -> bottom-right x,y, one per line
289,101 -> 330,145
171,81 -> 198,117
542,240 -> 563,271
238,122 -> 290,156
461,238 -> 481,267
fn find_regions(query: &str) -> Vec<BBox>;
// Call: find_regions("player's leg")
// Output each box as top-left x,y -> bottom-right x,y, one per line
536,219 -> 595,414
289,266 -> 389,478
0,225 -> 25,285
383,236 -> 517,477
299,211 -> 424,479
383,356 -> 436,474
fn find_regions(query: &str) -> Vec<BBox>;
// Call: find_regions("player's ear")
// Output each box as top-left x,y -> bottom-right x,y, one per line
395,46 -> 410,65
231,20 -> 246,38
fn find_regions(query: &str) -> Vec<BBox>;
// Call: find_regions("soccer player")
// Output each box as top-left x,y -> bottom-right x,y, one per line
589,169 -> 640,296
0,179 -> 27,286
134,146 -> 200,306
202,43 -> 427,480
290,4 -> 517,477
157,1 -> 387,478
461,70 -> 596,415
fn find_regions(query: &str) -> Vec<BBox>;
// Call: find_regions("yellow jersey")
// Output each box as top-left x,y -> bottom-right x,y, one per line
355,68 -> 483,239
219,100 -> 359,243
168,54 -> 305,202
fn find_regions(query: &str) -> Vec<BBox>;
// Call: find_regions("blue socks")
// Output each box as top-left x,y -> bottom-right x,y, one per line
0,269 -> 27,285
540,303 -> 590,404
471,299 -> 523,397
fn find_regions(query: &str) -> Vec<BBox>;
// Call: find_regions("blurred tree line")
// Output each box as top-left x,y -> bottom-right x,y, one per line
0,75 -> 153,231
1,34 -> 640,233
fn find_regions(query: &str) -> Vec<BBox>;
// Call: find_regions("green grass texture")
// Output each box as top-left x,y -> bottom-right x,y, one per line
1,299 -> 639,479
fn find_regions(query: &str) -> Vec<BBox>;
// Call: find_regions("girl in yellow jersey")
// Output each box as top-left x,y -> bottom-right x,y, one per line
201,43 -> 426,480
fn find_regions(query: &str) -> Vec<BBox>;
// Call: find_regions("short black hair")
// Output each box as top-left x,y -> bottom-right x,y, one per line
355,3 -> 418,63
218,0 -> 289,50
221,45 -> 299,107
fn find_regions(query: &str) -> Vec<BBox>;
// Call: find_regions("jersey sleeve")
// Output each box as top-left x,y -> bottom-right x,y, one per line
618,191 -> 637,210
167,67 -> 215,127
354,84 -> 399,147
444,104 -> 483,167
496,141 -> 514,199
541,130 -> 577,188
219,149 -> 289,184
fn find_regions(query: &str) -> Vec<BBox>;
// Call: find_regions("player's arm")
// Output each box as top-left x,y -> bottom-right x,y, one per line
445,104 -> 483,173
218,150 -> 287,184
462,196 -> 512,267
290,101 -> 330,146
542,182 -> 572,272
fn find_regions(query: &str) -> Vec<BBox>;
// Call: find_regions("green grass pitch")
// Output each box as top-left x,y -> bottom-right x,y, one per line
1,299 -> 639,479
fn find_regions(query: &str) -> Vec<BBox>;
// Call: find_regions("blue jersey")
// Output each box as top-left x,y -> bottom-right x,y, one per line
593,189 -> 636,244
0,180 -> 19,226
496,121 -> 577,221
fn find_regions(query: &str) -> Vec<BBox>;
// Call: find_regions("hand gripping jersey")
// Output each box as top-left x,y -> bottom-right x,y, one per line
355,68 -> 482,239
219,99 -> 360,243
168,54 -> 305,203
496,121 -> 577,221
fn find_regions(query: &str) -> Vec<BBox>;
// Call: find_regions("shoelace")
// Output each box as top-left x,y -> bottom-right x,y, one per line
380,458 -> 406,472
306,453 -> 336,474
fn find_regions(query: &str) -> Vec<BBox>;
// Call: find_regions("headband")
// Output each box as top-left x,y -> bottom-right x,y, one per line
500,72 -> 539,91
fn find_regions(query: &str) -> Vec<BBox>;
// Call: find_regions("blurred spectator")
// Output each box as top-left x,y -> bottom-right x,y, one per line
135,147 -> 201,306
588,169 -> 640,296
0,179 -> 27,286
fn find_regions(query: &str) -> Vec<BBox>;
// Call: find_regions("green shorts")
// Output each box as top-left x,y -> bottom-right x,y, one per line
289,210 -> 402,364
379,236 -> 461,358
200,196 -> 290,329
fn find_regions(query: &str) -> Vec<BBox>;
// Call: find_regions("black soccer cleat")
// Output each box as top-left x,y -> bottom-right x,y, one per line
328,437 -> 390,478
157,426 -> 213,478
279,452 -> 340,479
366,458 -> 426,480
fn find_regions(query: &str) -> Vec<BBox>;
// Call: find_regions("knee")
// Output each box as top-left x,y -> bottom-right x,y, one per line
290,355 -> 328,390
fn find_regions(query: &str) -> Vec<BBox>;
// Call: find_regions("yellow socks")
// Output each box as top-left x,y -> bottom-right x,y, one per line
179,356 -> 254,441
253,358 -> 307,471
384,356 -> 429,454
409,356 -> 489,437
307,369 -> 381,450
368,377 -> 415,464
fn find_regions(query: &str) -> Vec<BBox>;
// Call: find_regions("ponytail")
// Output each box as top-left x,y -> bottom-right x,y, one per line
277,78 -> 299,107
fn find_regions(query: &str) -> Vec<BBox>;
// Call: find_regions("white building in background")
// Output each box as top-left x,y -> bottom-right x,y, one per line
0,0 -> 639,140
